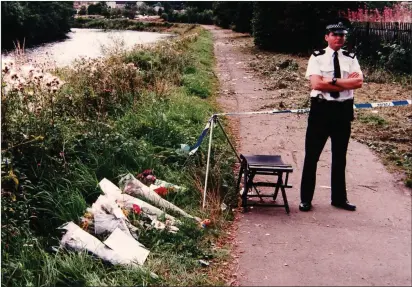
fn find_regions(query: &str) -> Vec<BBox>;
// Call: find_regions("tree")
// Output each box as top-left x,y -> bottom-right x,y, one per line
123,3 -> 137,19
1,1 -> 75,50
232,2 -> 253,33
212,1 -> 238,28
185,1 -> 213,11
79,5 -> 87,15
110,7 -> 122,18
252,2 -> 362,53
87,2 -> 109,16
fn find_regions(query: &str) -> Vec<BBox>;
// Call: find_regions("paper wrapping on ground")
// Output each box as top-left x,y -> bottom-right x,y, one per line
104,227 -> 150,265
99,178 -> 177,223
59,222 -> 136,266
91,194 -> 132,237
119,174 -> 195,219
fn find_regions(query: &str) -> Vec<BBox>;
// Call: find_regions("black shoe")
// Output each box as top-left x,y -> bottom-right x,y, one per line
331,201 -> 356,211
299,202 -> 312,212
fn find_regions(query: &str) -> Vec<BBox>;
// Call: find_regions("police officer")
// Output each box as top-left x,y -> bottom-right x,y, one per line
299,21 -> 363,212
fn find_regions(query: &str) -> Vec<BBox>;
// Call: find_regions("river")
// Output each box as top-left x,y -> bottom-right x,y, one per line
1,28 -> 173,68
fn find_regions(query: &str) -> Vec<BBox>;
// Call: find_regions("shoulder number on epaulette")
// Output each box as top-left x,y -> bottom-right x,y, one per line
342,51 -> 356,59
312,50 -> 326,57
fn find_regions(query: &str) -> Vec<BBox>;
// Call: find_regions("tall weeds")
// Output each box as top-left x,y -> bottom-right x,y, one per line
1,26 -> 236,286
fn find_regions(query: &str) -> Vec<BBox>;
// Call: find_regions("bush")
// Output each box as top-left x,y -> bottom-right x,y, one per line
348,29 -> 412,75
252,2 -> 359,53
161,12 -> 168,22
1,2 -> 75,50
382,43 -> 411,74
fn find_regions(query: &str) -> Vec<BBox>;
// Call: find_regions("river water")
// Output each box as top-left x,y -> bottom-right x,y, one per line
2,28 -> 172,68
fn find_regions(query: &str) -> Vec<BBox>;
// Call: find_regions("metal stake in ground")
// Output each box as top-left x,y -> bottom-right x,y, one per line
203,115 -> 216,209
216,117 -> 241,163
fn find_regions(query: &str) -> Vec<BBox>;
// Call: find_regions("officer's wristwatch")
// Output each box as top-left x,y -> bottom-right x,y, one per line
331,77 -> 337,85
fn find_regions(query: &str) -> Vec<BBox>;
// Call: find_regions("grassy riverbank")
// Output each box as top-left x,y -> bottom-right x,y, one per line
1,25 -> 237,286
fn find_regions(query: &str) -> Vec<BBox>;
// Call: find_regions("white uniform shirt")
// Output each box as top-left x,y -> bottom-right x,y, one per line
305,46 -> 362,102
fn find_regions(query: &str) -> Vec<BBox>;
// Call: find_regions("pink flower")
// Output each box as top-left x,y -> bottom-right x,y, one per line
132,204 -> 141,215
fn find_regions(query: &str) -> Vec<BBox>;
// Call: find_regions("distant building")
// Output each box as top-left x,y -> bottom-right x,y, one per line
136,1 -> 145,8
115,1 -> 137,9
106,1 -> 116,9
153,5 -> 163,12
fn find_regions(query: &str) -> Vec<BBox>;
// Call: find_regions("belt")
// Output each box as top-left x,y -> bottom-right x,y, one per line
310,96 -> 354,122
312,95 -> 353,104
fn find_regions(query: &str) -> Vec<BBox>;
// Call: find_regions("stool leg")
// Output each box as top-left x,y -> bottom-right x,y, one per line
281,186 -> 290,214
273,172 -> 282,201
273,174 -> 280,201
277,173 -> 290,214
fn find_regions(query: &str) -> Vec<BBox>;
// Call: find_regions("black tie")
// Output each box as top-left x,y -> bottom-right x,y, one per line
330,51 -> 341,99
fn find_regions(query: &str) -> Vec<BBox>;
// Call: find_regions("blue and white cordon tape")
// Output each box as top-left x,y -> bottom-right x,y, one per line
188,99 -> 411,155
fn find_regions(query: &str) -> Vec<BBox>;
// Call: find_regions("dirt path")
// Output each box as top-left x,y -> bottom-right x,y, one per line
204,26 -> 411,286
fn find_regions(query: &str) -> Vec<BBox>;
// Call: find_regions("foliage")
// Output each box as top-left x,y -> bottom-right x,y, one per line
87,2 -> 110,17
1,26 -> 236,286
212,1 -> 238,29
78,5 -> 87,16
1,1 -> 75,51
341,3 -> 412,22
123,2 -> 138,19
109,7 -> 122,19
251,2 -> 361,53
164,7 -> 214,25
72,18 -> 173,31
346,28 -> 412,74
232,2 -> 253,33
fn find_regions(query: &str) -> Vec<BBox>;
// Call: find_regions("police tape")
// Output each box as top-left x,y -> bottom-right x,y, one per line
189,117 -> 214,155
189,99 -> 411,155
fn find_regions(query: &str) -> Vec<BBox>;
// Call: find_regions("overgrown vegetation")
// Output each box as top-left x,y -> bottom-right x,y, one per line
72,17 -> 174,31
1,1 -> 75,51
1,26 -> 237,286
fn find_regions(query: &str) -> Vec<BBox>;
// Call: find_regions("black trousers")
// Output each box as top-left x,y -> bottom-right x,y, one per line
300,97 -> 354,204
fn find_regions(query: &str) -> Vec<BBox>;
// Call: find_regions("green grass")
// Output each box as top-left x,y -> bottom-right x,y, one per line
1,27 -> 237,286
358,113 -> 387,126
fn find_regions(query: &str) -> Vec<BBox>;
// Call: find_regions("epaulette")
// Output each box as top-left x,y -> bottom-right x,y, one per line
312,50 -> 326,57
342,51 -> 356,59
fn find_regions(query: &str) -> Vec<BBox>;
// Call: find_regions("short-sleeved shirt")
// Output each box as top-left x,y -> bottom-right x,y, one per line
305,46 -> 362,102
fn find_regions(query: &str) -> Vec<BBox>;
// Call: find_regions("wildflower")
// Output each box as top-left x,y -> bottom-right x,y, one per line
146,174 -> 156,182
132,204 -> 141,215
122,208 -> 130,217
59,151 -> 65,157
200,219 -> 211,228
154,186 -> 168,197
80,219 -> 89,231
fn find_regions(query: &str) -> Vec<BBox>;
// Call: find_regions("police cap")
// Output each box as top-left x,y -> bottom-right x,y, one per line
326,22 -> 348,34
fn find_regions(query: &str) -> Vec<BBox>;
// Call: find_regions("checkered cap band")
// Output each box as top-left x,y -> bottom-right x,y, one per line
326,22 -> 347,30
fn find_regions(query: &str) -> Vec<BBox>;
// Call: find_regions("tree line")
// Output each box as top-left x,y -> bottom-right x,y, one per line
165,1 -> 409,73
1,1 -> 75,51
2,1 -> 408,73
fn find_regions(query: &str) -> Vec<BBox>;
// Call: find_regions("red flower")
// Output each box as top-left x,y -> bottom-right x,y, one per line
132,204 -> 141,215
154,186 -> 168,197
